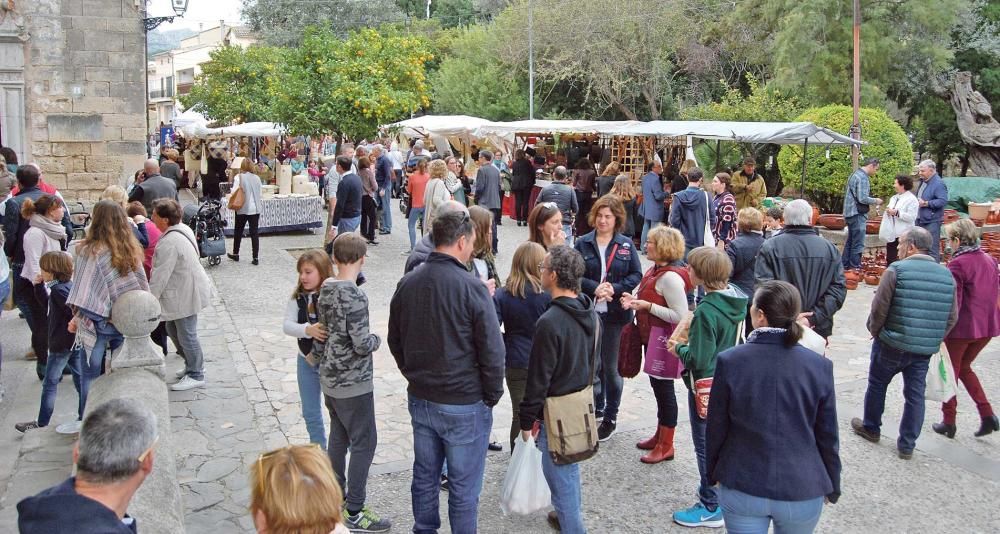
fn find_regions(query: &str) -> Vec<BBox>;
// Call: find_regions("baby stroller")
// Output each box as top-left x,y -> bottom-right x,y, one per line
182,198 -> 227,266
398,172 -> 410,215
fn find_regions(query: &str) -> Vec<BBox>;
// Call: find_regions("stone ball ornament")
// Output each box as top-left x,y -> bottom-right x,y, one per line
110,290 -> 166,372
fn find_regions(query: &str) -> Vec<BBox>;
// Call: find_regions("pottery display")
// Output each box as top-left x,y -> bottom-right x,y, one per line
943,209 -> 960,225
845,270 -> 861,282
866,216 -> 882,234
864,274 -> 880,285
818,214 -> 846,230
846,279 -> 859,290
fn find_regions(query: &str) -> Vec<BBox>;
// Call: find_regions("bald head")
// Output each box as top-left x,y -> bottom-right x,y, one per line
144,159 -> 160,175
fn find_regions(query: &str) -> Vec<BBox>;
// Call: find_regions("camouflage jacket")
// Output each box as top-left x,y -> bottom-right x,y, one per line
313,279 -> 381,398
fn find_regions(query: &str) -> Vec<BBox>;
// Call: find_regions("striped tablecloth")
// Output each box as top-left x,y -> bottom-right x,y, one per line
222,195 -> 324,236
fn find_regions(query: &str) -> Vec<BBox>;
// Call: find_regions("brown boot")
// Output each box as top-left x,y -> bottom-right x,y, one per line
636,426 -> 660,450
641,425 -> 675,464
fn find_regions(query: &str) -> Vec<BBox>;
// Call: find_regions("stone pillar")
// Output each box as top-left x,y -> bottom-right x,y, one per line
110,290 -> 165,375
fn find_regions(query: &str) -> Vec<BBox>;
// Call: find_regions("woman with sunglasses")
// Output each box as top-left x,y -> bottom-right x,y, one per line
251,444 -> 350,534
528,202 -> 567,250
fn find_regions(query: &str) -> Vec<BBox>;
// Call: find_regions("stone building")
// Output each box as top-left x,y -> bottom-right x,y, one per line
0,0 -> 147,201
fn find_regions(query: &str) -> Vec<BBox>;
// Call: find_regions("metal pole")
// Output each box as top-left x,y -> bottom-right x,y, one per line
426,0 -> 431,20
528,0 -> 534,120
800,139 -> 808,199
851,0 -> 861,169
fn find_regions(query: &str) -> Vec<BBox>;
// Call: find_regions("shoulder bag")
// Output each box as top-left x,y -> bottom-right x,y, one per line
703,191 -> 716,248
228,175 -> 246,211
544,312 -> 602,465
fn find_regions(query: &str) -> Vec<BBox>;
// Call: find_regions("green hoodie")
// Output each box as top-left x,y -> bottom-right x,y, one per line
675,288 -> 748,383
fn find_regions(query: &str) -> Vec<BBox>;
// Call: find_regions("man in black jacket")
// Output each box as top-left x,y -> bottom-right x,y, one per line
519,245 -> 597,533
754,199 -> 847,338
388,209 -> 505,534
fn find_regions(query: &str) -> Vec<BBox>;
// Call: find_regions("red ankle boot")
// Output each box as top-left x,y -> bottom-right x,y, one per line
636,426 -> 660,450
641,425 -> 675,464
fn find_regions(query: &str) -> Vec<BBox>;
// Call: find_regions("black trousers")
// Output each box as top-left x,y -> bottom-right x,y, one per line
233,213 -> 260,259
513,189 -> 530,222
361,195 -> 378,241
25,283 -> 48,366
649,376 -> 678,427
886,238 -> 899,265
491,208 -> 501,254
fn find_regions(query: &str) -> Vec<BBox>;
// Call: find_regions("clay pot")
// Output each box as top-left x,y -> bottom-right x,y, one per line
811,204 -> 820,226
866,218 -> 881,234
944,209 -> 960,224
846,279 -> 859,290
864,274 -> 880,285
845,270 -> 861,282
818,214 -> 846,230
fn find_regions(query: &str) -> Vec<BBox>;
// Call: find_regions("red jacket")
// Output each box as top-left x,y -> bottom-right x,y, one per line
11,179 -> 58,196
947,248 -> 1000,339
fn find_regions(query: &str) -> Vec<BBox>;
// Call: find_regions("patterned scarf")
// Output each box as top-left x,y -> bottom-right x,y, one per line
444,171 -> 462,194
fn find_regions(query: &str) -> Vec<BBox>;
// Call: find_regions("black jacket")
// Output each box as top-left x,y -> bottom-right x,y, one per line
2,186 -> 73,263
388,252 -> 506,406
511,158 -> 535,191
33,280 -> 75,353
494,285 -> 551,369
17,477 -> 138,533
403,234 -> 435,274
332,173 -> 363,223
575,231 -> 642,325
726,231 -> 765,298
519,294 -> 598,430
596,175 -> 615,197
754,226 -> 847,338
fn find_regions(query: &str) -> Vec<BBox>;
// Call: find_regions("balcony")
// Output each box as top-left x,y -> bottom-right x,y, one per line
176,82 -> 193,96
149,87 -> 174,100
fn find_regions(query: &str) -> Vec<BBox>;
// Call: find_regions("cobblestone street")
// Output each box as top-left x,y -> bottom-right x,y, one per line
1,204 -> 999,532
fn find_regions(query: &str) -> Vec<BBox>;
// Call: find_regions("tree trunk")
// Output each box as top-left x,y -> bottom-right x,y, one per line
944,72 -> 1000,177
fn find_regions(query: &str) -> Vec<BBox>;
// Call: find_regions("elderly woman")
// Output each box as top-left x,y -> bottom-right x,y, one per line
575,194 -> 642,441
878,174 -> 919,265
707,280 -> 841,533
423,160 -> 450,232
621,226 -> 691,464
159,148 -> 182,187
711,173 -> 738,247
150,199 -> 214,392
933,219 -> 1000,439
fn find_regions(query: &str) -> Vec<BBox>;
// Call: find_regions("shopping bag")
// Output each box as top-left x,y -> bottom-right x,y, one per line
925,345 -> 958,403
500,437 -> 551,516
643,325 -> 684,379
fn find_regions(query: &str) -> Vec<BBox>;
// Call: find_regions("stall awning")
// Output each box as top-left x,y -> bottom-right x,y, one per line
602,121 -> 861,146
383,115 -> 492,139
179,121 -> 285,139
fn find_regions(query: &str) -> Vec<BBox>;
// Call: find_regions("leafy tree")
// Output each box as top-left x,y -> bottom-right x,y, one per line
179,45 -> 285,124
778,105 -> 912,213
273,27 -> 433,139
241,0 -> 405,47
395,0 -> 508,26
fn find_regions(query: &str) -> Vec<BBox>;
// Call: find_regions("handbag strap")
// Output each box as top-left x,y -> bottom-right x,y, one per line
166,228 -> 199,256
601,243 -> 619,283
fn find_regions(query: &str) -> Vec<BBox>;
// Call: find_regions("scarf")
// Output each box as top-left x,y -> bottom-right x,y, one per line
444,171 -> 462,194
29,213 -> 67,243
952,244 -> 980,259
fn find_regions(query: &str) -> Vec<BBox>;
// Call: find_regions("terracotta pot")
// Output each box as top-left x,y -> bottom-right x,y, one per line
811,204 -> 820,226
864,274 -> 880,285
866,219 -> 881,234
818,214 -> 846,230
845,270 -> 861,282
846,279 -> 859,290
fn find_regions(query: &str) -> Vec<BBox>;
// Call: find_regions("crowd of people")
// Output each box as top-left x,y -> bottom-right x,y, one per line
3,139 -> 999,534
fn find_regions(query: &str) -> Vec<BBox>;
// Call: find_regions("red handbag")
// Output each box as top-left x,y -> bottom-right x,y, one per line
618,321 -> 643,378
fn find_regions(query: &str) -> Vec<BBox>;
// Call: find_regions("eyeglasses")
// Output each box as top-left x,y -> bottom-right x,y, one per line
137,435 -> 159,463
538,262 -> 550,272
256,443 -> 321,498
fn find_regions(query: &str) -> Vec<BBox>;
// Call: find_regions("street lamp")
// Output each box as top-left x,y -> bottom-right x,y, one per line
144,0 -> 190,156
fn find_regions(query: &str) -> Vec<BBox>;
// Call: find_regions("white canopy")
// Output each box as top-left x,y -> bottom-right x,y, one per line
602,121 -> 861,146
179,121 -> 286,139
383,115 -> 492,139
172,109 -> 207,128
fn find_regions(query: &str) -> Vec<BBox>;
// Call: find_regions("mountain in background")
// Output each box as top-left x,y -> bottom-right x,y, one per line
148,28 -> 198,55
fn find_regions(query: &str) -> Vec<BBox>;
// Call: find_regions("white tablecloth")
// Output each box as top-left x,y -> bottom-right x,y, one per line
222,195 -> 324,236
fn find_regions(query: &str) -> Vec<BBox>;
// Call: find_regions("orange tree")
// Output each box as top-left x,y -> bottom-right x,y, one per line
274,26 -> 432,140
180,45 -> 285,124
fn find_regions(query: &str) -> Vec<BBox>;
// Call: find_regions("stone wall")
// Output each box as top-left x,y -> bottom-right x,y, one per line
6,0 -> 148,201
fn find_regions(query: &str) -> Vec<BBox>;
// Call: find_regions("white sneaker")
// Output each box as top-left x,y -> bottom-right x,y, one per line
175,368 -> 188,379
56,420 -> 82,434
170,375 -> 205,391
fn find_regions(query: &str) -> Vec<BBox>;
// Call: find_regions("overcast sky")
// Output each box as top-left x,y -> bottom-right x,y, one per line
147,0 -> 244,31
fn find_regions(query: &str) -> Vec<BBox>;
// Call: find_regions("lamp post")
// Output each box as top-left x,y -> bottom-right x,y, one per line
143,0 -> 190,157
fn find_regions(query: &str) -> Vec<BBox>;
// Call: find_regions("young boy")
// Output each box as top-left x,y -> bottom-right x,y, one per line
764,205 -> 784,238
312,233 -> 390,533
15,251 -> 84,434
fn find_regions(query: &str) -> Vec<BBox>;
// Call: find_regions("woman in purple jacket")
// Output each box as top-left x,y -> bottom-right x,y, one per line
933,219 -> 1000,438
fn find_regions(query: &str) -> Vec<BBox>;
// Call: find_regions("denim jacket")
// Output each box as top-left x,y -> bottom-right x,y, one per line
575,231 -> 642,325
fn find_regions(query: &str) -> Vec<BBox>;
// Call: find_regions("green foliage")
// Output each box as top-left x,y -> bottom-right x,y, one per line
778,105 -> 913,213
909,98 -> 964,171
273,27 -> 432,139
179,45 -> 285,124
241,0 -> 404,47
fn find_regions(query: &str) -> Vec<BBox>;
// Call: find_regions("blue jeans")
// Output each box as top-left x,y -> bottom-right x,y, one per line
297,355 -> 327,447
337,215 -> 361,235
641,219 -> 661,250
842,214 -> 867,270
537,423 -> 586,533
862,338 -> 931,452
408,207 -> 425,250
689,389 -> 718,510
0,276 -> 8,375
80,332 -> 124,412
593,318 -> 624,421
379,187 -> 393,232
918,220 -> 942,262
563,223 -> 574,247
38,348 -> 84,427
408,395 -> 491,534
718,485 -> 824,534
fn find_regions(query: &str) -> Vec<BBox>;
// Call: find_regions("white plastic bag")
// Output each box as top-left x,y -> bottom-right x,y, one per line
500,437 -> 551,516
925,344 -> 958,403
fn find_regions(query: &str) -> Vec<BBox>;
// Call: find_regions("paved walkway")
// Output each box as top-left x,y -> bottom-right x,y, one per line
1,199 -> 998,532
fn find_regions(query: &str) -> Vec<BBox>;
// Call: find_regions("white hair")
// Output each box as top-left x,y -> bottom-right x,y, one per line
76,398 -> 157,484
918,159 -> 936,171
783,199 -> 813,226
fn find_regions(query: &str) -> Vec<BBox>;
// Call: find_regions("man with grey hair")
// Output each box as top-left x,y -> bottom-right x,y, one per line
852,226 -> 957,459
915,159 -> 948,262
372,144 -> 393,234
18,398 -> 157,533
755,199 -> 847,339
128,158 -> 177,214
535,165 -> 579,246
841,157 -> 883,270
474,149 -> 502,254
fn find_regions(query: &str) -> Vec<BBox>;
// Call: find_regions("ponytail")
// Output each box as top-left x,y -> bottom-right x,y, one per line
784,320 -> 803,348
20,194 -> 58,220
20,197 -> 34,219
752,280 -> 804,348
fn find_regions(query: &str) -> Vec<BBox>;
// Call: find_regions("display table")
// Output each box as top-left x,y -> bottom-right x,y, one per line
221,195 -> 324,236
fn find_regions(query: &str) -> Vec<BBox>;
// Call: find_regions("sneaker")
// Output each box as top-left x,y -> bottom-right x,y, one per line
15,421 -> 40,433
344,506 -> 391,533
170,375 -> 206,391
56,420 -> 82,434
597,419 -> 617,442
488,441 -> 503,452
400,250 -> 411,256
175,368 -> 188,380
673,502 -> 724,528
898,448 -> 913,460
547,510 -> 560,531
851,417 -> 880,443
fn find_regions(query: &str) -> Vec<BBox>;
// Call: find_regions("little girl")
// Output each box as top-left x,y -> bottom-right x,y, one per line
282,250 -> 333,447
15,251 -> 84,434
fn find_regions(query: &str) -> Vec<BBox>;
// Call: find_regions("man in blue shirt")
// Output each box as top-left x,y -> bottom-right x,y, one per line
331,156 -> 363,236
915,159 -> 949,262
841,158 -> 883,270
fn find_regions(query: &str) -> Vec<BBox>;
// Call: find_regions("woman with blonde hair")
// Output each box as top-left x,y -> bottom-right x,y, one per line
229,157 -> 263,265
67,200 -> 148,432
468,205 -> 499,286
610,174 -> 638,239
102,184 -> 149,248
621,226 -> 692,464
423,159 -> 450,232
597,161 -> 621,197
494,241 -> 550,449
160,148 -> 182,186
250,444 -> 349,534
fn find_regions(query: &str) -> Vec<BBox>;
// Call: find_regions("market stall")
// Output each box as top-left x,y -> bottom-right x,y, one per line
219,192 -> 325,237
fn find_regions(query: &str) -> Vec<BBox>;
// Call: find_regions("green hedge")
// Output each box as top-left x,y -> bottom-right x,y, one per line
778,105 -> 912,213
